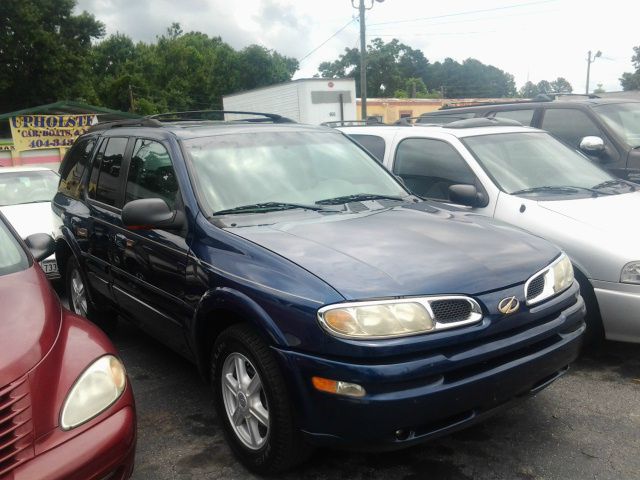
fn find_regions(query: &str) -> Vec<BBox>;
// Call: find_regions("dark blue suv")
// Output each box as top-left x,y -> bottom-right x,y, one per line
53,112 -> 586,474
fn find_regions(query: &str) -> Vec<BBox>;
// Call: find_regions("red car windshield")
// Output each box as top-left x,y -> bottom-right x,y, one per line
0,219 -> 29,276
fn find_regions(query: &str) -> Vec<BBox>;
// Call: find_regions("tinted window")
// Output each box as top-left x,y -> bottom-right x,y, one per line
492,109 -> 535,126
59,137 -> 96,198
94,137 -> 128,206
393,138 -> 476,200
541,109 -> 602,147
0,219 -> 29,276
126,139 -> 179,208
417,112 -> 475,125
349,134 -> 386,163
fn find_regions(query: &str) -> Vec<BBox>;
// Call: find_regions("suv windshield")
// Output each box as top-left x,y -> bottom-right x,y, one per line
0,170 -> 59,206
184,131 -> 408,214
594,103 -> 640,148
463,132 -> 634,196
0,218 -> 29,276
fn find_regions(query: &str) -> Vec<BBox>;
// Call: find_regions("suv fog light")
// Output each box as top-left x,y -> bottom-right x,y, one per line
312,376 -> 366,397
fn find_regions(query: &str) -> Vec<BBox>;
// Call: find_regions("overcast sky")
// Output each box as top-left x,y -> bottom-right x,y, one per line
76,0 -> 639,94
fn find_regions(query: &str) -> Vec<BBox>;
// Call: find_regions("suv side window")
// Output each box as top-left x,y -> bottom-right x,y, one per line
393,138 -> 476,201
541,108 -> 602,147
349,134 -> 386,163
125,139 -> 179,209
93,137 -> 128,207
58,137 -> 97,198
491,109 -> 535,126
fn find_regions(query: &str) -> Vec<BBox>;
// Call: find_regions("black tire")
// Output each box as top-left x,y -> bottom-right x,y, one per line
574,271 -> 604,347
65,256 -> 117,332
211,323 -> 311,474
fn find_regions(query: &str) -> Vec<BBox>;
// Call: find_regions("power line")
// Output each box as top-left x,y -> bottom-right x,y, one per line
299,17 -> 358,63
368,0 -> 558,27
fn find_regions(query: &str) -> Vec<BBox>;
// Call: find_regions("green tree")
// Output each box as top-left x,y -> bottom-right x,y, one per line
620,46 -> 640,91
536,80 -> 552,95
0,0 -> 105,111
550,77 -> 573,93
593,83 -> 606,94
519,81 -> 539,97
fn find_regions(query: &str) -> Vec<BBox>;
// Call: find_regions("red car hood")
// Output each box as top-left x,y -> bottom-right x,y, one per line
0,264 -> 61,387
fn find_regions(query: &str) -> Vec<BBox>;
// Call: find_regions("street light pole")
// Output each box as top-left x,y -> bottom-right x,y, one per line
352,0 -> 384,120
359,0 -> 367,119
585,50 -> 602,95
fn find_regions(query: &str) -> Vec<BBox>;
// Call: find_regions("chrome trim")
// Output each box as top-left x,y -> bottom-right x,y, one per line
317,295 -> 483,340
524,253 -> 572,306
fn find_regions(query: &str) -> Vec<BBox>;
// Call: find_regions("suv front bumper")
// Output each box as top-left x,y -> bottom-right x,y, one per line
274,286 -> 585,450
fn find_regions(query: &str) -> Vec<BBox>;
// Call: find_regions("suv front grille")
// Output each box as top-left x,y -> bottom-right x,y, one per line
526,274 -> 545,301
0,376 -> 34,477
430,299 -> 473,324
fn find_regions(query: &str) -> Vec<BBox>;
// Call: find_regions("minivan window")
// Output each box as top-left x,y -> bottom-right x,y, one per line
492,109 -> 535,126
541,109 -> 602,147
184,131 -> 407,214
594,103 -> 640,148
463,132 -> 629,196
59,137 -> 96,198
349,134 -> 386,163
125,139 -> 179,208
393,138 -> 476,201
0,219 -> 28,276
94,137 -> 128,206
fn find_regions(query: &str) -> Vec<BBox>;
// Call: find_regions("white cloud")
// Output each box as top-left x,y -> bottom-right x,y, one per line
76,0 -> 639,93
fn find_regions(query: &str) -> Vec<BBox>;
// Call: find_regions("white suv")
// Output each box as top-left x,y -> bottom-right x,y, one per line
339,118 -> 640,343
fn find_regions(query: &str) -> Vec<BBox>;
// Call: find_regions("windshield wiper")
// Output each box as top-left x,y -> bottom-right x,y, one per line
511,185 -> 611,197
213,202 -> 325,215
592,179 -> 635,191
315,193 -> 406,205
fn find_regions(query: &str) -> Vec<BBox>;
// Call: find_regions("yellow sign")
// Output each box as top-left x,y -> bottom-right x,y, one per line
9,114 -> 98,152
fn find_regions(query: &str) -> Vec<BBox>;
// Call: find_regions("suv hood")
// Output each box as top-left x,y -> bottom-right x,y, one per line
227,205 -> 560,299
0,265 -> 60,387
538,191 -> 640,235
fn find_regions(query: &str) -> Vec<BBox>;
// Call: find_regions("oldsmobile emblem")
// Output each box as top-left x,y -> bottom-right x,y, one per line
498,296 -> 520,315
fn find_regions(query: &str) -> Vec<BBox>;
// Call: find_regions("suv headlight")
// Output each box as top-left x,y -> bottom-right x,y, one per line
525,253 -> 574,305
621,261 -> 640,284
60,355 -> 127,430
318,296 -> 482,339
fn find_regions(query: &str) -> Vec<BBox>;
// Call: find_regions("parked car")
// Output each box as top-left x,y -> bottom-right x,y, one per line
0,212 -> 135,479
416,97 -> 640,181
0,166 -> 61,279
53,113 -> 584,474
340,118 -> 639,344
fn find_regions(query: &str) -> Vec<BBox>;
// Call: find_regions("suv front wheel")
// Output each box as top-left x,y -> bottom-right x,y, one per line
66,256 -> 116,331
211,323 -> 311,474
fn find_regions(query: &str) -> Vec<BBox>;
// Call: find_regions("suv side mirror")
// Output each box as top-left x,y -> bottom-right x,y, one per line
579,136 -> 605,155
122,198 -> 184,231
24,233 -> 56,262
448,184 -> 486,207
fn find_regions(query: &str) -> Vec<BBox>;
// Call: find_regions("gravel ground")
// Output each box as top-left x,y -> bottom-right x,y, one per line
105,321 -> 640,480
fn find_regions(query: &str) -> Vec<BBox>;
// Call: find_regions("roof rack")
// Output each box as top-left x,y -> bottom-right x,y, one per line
147,110 -> 295,123
441,117 -> 523,129
322,119 -> 386,128
88,118 -> 163,132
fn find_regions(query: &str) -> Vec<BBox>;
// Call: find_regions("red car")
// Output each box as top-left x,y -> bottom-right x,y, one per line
0,213 -> 135,480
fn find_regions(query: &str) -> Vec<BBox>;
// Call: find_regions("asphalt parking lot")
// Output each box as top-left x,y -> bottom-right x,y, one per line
103,320 -> 640,480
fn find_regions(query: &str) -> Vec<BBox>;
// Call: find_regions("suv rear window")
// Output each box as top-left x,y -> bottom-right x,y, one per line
92,137 -> 128,206
59,137 -> 97,198
349,134 -> 386,163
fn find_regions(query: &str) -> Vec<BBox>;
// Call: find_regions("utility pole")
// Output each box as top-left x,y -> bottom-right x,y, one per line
352,0 -> 384,120
585,50 -> 601,95
128,84 -> 135,112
